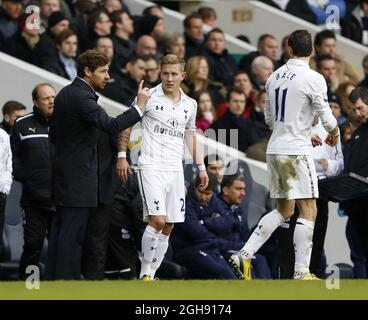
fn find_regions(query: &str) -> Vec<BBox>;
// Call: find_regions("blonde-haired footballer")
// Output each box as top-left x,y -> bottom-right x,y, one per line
116,54 -> 209,280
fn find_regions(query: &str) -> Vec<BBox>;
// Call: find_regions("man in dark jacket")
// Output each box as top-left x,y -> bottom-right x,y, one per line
171,173 -> 236,279
82,130 -> 119,280
210,87 -> 259,152
344,87 -> 368,271
212,173 -> 271,279
203,28 -> 238,87
10,83 -> 56,279
183,12 -> 205,60
46,50 -> 147,280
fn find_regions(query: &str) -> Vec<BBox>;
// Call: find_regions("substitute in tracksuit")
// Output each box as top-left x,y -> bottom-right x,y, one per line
10,83 -> 56,279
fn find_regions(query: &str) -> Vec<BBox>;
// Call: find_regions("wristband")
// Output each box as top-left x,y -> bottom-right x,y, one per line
198,164 -> 206,172
118,151 -> 127,158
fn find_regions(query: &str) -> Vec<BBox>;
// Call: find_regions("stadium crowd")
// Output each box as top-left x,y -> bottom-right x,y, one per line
0,0 -> 368,280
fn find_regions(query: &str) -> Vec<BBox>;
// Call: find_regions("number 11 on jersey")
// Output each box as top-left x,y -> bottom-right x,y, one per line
275,87 -> 288,122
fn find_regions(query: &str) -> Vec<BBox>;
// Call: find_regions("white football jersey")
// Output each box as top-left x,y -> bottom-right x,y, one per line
137,83 -> 197,171
265,59 -> 337,155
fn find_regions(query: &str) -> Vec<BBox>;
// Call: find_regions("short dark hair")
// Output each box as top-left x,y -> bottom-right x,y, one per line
56,29 -> 77,46
77,50 -> 109,77
316,54 -> 335,70
288,30 -> 312,57
2,100 -> 26,116
226,87 -> 245,102
183,12 -> 202,29
314,29 -> 336,48
349,86 -> 368,105
194,172 -> 218,192
142,4 -> 162,15
32,83 -> 55,101
207,27 -> 224,39
258,34 -> 275,46
88,8 -> 108,30
204,154 -> 223,167
362,54 -> 368,68
220,173 -> 245,191
197,6 -> 217,20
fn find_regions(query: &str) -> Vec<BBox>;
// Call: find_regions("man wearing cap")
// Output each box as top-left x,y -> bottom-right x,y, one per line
0,0 -> 23,50
33,11 -> 70,67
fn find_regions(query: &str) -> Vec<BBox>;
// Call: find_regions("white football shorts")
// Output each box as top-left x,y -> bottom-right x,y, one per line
267,154 -> 319,199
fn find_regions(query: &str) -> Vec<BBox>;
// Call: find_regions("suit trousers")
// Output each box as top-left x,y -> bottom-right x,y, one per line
45,207 -> 90,280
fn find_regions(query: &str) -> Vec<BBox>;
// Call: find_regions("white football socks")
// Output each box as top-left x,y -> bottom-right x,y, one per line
240,209 -> 285,260
293,218 -> 314,279
150,233 -> 169,280
139,225 -> 161,279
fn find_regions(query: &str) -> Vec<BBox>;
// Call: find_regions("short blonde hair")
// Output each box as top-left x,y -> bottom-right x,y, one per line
160,54 -> 185,71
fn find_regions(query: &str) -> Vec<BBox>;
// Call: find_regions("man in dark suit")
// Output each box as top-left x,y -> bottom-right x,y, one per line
46,50 -> 149,280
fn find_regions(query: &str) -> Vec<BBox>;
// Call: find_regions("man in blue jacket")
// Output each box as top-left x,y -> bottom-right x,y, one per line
212,173 -> 271,279
171,173 -> 236,279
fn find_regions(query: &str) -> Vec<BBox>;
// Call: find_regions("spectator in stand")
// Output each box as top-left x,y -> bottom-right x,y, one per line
70,0 -> 98,52
87,9 -> 112,50
10,83 -> 56,279
4,12 -> 40,64
0,0 -> 24,50
33,11 -> 70,67
316,54 -> 340,94
342,0 -> 368,46
329,91 -> 347,127
259,0 -> 317,24
103,0 -> 122,14
110,10 -> 135,69
210,87 -> 259,153
171,173 -> 237,279
39,0 -> 61,34
144,55 -> 160,88
183,12 -> 205,60
277,35 -> 292,67
142,4 -> 164,19
136,35 -> 157,58
310,30 -> 359,85
337,82 -> 356,115
194,91 -> 216,133
217,71 -> 257,119
103,54 -> 146,106
250,56 -> 274,92
250,90 -> 272,141
181,55 -> 225,107
95,36 -> 114,66
137,14 -> 166,56
165,33 -> 185,59
0,101 -> 26,135
203,28 -> 238,87
358,54 -> 368,88
43,29 -> 78,80
0,126 -> 12,259
239,34 -> 279,77
198,6 -> 217,28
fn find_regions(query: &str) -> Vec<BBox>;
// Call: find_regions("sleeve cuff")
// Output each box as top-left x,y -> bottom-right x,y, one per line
133,104 -> 143,117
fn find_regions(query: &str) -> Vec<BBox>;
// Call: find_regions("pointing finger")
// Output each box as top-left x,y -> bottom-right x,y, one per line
138,80 -> 144,91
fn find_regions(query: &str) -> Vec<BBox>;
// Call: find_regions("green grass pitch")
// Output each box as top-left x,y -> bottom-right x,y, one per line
1,280 -> 368,300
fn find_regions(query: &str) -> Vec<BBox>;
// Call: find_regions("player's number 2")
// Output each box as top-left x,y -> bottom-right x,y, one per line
275,87 -> 288,122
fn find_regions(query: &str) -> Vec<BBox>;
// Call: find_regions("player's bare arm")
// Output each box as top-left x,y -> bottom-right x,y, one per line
116,128 -> 132,181
185,128 -> 209,190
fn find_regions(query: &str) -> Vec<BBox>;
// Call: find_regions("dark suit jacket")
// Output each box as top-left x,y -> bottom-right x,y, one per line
97,130 -> 119,205
49,77 -> 141,207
